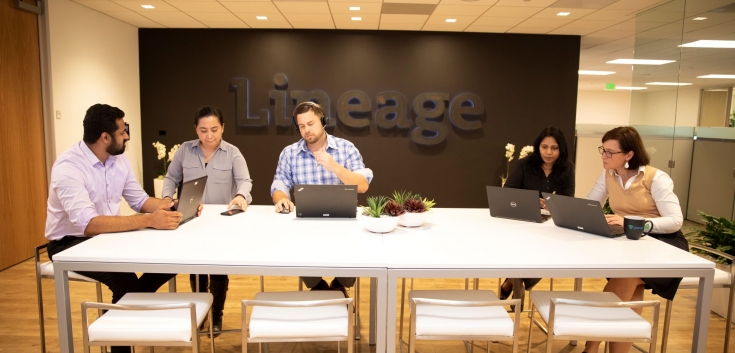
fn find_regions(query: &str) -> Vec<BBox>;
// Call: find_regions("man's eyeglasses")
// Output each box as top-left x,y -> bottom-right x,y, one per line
598,146 -> 624,158
124,123 -> 130,137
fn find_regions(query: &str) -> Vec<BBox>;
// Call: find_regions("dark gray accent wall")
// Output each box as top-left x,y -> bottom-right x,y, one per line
139,29 -> 580,208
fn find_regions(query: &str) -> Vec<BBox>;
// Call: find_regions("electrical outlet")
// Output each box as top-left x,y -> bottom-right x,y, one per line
55,110 -> 61,119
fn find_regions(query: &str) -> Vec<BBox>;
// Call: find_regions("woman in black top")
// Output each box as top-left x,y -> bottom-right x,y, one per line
500,127 -> 575,300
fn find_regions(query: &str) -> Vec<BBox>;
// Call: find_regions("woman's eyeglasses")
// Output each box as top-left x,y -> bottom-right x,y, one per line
598,146 -> 624,158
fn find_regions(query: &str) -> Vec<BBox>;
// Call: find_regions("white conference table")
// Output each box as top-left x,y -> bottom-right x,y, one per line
383,208 -> 715,353
52,205 -> 388,353
53,205 -> 715,353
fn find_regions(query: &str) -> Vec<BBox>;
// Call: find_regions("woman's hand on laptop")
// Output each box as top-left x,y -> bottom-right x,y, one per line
605,214 -> 623,226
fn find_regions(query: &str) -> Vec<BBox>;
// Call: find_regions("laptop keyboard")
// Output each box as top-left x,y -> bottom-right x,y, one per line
609,225 -> 625,237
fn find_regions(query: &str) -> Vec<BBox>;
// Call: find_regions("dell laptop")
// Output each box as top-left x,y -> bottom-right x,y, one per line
486,186 -> 550,223
176,175 -> 207,225
294,184 -> 358,218
542,193 -> 624,238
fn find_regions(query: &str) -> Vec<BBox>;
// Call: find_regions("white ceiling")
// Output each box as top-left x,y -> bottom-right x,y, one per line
72,0 -> 735,91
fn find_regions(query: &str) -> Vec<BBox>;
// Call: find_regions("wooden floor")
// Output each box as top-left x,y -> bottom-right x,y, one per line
2,249 -> 733,353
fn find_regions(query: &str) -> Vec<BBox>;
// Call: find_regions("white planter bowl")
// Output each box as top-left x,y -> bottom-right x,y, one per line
399,212 -> 426,227
364,215 -> 399,233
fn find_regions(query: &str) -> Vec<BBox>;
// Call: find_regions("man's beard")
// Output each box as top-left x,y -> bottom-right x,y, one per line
107,139 -> 128,155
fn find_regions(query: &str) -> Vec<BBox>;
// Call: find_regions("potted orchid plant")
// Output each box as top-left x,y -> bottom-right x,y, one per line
151,142 -> 180,198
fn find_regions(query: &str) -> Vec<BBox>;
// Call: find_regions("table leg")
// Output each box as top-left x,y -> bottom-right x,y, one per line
692,270 -> 714,353
370,277 -> 377,345
570,278 -> 583,346
54,266 -> 73,353
386,273 -> 398,353
376,273 -> 388,353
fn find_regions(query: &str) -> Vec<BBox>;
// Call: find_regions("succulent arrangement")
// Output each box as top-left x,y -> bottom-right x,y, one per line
361,191 -> 436,218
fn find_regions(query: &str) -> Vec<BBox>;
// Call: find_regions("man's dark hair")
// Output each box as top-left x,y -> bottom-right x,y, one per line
194,106 -> 224,126
83,104 -> 125,144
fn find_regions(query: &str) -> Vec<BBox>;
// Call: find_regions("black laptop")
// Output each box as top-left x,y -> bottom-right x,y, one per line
486,186 -> 550,223
176,175 -> 207,225
542,193 -> 624,237
294,184 -> 357,218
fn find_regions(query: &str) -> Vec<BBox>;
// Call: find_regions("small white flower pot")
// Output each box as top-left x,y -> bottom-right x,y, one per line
399,212 -> 426,227
364,215 -> 398,233
153,178 -> 163,199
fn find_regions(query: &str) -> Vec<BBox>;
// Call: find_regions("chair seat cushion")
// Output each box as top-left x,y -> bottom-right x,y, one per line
410,290 -> 514,338
88,292 -> 213,343
249,291 -> 349,339
530,291 -> 651,339
40,262 -> 97,282
680,268 -> 731,287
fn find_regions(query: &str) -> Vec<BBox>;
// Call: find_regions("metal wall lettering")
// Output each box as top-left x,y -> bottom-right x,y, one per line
449,93 -> 484,131
337,90 -> 372,129
231,78 -> 269,127
376,92 -> 410,130
411,93 -> 450,146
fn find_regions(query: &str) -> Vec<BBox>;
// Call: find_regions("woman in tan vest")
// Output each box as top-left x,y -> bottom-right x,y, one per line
583,126 -> 687,353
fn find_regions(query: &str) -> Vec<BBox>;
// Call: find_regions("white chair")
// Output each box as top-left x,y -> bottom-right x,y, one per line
408,290 -> 522,353
660,244 -> 734,353
298,277 -> 363,340
35,243 -> 104,353
35,243 -> 178,353
242,291 -> 354,353
81,292 -> 214,353
527,291 -> 660,353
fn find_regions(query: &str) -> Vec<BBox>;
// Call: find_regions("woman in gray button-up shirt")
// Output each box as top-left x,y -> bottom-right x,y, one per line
162,106 -> 252,335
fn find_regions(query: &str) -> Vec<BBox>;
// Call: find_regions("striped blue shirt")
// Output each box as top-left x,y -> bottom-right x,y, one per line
271,134 -> 373,198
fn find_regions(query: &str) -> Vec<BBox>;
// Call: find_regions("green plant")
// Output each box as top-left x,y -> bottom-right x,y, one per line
422,197 -> 436,212
603,198 -> 613,215
686,212 -> 735,264
392,190 -> 413,205
730,110 -> 734,127
361,196 -> 388,218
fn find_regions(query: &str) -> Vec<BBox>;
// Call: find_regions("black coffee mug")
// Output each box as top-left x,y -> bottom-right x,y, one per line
624,216 -> 653,240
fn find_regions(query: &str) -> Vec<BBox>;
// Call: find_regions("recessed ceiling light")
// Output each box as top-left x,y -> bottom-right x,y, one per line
557,12 -> 570,16
256,16 -> 268,20
141,5 -> 155,9
645,82 -> 693,86
615,86 -> 647,90
697,74 -> 735,79
606,59 -> 676,65
680,40 -> 735,48
349,6 -> 360,11
351,16 -> 362,21
579,70 -> 615,75
692,17 -> 707,20
446,18 -> 457,23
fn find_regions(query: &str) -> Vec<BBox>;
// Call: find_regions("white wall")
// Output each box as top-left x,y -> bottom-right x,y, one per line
46,0 -> 141,214
629,87 -> 700,127
576,90 -> 631,125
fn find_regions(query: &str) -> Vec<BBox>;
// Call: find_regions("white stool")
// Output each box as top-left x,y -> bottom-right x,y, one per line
242,291 -> 354,353
81,292 -> 214,353
528,291 -> 660,353
409,290 -> 522,353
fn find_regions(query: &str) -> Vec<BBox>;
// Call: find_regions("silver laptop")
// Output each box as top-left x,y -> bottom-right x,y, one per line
542,193 -> 624,238
486,186 -> 550,223
294,184 -> 357,218
176,175 -> 207,225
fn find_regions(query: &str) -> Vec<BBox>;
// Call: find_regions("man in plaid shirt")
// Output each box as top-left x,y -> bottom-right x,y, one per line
270,101 -> 373,295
